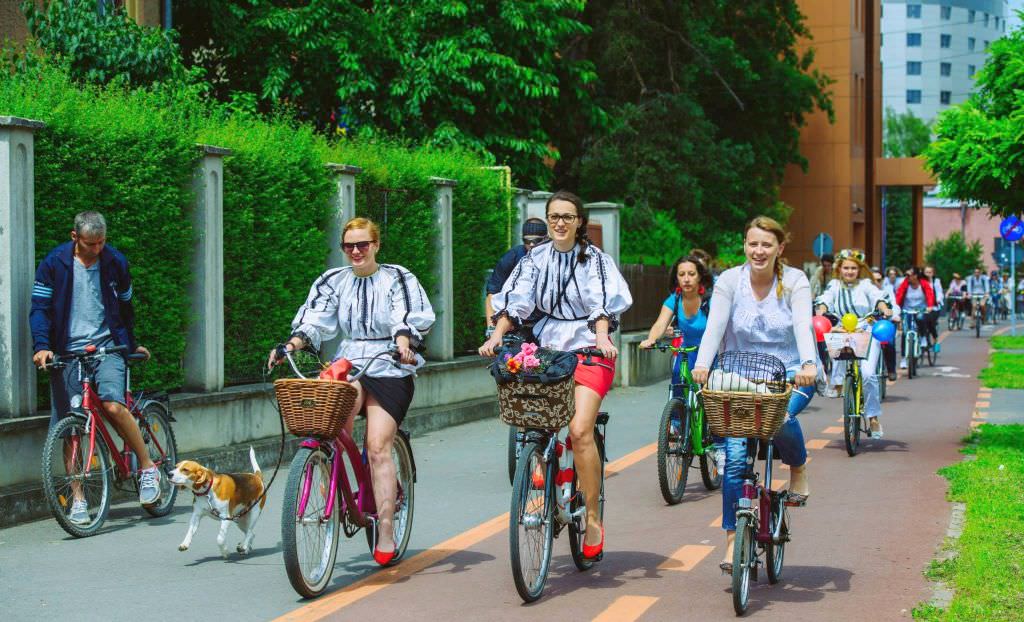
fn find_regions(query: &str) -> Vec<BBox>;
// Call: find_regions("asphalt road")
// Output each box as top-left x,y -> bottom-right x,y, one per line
0,324 -> 997,621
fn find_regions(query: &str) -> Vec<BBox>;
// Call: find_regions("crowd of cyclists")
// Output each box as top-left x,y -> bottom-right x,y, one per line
32,200 -> 1023,603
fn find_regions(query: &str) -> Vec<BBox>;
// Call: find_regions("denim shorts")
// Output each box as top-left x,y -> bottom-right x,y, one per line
49,354 -> 127,427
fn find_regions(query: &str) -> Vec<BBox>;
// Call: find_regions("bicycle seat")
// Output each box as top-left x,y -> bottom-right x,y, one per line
596,412 -> 610,425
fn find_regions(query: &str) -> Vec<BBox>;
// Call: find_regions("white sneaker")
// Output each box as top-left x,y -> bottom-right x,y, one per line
824,386 -> 839,399
138,467 -> 162,506
899,359 -> 908,369
68,499 -> 89,525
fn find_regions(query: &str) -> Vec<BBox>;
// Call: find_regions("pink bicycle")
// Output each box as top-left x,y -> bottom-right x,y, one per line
275,347 -> 416,598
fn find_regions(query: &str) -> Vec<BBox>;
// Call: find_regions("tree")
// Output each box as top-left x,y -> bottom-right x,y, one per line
173,0 -> 601,186
559,1 -> 832,256
926,28 -> 1024,217
925,231 -> 984,285
882,108 -> 931,269
19,0 -> 184,87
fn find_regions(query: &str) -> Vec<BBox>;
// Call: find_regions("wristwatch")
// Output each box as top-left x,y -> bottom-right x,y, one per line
800,360 -> 817,369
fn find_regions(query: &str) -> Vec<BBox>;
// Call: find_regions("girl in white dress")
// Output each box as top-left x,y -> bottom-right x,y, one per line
269,217 -> 435,566
480,190 -> 632,561
815,249 -> 894,438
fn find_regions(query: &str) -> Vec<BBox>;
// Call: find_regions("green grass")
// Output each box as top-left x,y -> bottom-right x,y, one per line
913,425 -> 1024,621
990,335 -> 1024,350
978,353 -> 1024,389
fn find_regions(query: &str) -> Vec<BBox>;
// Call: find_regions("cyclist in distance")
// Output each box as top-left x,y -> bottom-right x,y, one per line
479,190 -> 632,561
692,216 -> 817,574
896,268 -> 938,367
639,254 -> 723,470
966,267 -> 990,328
30,211 -> 157,522
484,218 -> 548,339
946,273 -> 967,325
814,249 -> 894,438
268,217 -> 435,566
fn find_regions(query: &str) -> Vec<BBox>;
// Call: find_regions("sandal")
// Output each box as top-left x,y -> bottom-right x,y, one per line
719,561 -> 733,575
785,491 -> 809,507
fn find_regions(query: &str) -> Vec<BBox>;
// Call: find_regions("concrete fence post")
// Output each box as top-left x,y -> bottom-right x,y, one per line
184,145 -> 231,392
526,190 -> 552,222
426,178 -> 456,361
511,188 -> 530,250
324,163 -> 362,268
584,201 -> 623,267
0,116 -> 44,418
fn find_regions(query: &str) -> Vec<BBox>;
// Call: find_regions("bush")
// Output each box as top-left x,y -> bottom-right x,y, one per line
925,231 -> 984,285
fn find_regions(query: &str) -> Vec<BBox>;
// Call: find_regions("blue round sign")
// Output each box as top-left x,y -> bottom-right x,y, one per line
1000,216 -> 1024,242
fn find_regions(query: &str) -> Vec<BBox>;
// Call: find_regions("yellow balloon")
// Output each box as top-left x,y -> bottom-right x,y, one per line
841,313 -> 858,332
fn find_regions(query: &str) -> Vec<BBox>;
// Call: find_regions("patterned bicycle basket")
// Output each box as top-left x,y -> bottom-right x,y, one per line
824,331 -> 872,360
703,387 -> 792,439
497,377 -> 575,430
274,378 -> 358,438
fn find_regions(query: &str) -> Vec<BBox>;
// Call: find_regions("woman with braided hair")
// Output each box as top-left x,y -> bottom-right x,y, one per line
480,190 -> 632,561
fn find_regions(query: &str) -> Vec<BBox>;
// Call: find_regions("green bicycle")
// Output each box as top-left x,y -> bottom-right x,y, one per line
650,339 -> 722,504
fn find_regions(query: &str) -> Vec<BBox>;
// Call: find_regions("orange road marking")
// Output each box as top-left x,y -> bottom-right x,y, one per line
275,442 -> 659,621
822,426 -> 843,434
975,401 -> 990,408
806,439 -> 830,450
938,330 -> 951,344
593,596 -> 659,622
659,544 -> 714,571
709,516 -> 722,527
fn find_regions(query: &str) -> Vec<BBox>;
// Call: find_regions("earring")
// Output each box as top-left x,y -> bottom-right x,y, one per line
699,286 -> 706,296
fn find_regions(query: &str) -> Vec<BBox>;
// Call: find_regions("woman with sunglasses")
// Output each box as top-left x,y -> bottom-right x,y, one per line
479,190 -> 632,561
268,217 -> 434,566
814,248 -> 894,439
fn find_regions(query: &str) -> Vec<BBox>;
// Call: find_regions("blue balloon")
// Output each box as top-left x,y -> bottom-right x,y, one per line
872,319 -> 896,344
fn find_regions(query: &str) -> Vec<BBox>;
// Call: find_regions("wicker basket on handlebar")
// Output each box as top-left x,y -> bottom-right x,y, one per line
701,351 -> 792,439
497,377 -> 576,430
274,379 -> 358,439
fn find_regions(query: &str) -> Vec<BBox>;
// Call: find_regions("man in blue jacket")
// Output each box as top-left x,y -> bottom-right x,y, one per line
31,211 -> 160,522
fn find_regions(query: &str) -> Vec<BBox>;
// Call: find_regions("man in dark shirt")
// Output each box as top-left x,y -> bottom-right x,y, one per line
485,218 -> 547,334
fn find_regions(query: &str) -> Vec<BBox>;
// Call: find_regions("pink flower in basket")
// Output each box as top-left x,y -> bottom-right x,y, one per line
522,355 -> 541,370
521,342 -> 539,356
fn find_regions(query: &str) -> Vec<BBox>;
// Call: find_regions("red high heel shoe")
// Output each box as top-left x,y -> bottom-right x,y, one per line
373,547 -> 396,566
582,526 -> 604,560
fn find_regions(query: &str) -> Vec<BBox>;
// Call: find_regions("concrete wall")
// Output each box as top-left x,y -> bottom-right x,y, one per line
923,205 -> 1004,271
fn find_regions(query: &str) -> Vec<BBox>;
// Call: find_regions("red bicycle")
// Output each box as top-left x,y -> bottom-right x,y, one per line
41,344 -> 178,537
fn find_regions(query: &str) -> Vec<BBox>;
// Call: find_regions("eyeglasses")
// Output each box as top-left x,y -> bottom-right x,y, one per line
547,213 -> 578,225
522,236 -> 544,247
341,241 -> 375,254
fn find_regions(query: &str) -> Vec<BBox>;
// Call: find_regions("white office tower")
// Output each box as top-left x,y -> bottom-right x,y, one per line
882,0 -> 1008,122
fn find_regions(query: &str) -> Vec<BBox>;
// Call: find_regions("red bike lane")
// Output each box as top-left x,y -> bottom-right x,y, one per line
274,328 -> 989,621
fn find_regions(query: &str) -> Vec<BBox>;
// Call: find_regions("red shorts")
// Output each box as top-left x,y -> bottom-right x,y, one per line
574,354 -> 616,398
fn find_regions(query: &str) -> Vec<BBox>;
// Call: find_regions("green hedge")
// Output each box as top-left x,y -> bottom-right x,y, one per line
0,67 -> 196,393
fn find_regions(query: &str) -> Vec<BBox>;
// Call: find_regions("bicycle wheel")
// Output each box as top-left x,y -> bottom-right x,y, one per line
698,409 -> 722,490
365,431 -> 416,565
281,445 -> 340,599
843,375 -> 860,456
506,426 -> 520,485
925,336 -> 936,366
657,398 -> 691,504
140,402 -> 178,517
766,493 -> 789,584
975,313 -> 981,338
876,355 -> 887,402
41,415 -> 113,538
568,467 -> 605,571
907,338 -> 917,379
510,441 -> 554,602
732,514 -> 755,616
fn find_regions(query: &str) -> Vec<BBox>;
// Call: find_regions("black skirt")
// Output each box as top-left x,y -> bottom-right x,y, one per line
358,374 -> 415,426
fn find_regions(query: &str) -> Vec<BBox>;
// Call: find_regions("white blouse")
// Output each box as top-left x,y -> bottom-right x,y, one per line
815,278 -> 896,325
492,241 -> 632,352
291,264 -> 435,378
695,264 -> 817,371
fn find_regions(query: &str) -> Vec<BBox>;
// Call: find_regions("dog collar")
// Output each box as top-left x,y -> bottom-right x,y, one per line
194,480 -> 212,497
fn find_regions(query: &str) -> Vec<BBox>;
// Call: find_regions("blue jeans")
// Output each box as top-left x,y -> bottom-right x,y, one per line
720,382 -> 814,531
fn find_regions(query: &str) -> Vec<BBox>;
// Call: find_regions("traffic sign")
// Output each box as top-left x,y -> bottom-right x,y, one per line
1000,215 -> 1024,242
812,233 -> 834,258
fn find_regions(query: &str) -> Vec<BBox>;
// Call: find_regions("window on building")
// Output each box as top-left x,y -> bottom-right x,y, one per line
907,90 -> 922,104
984,13 -> 989,27
995,17 -> 1000,29
880,33 -> 884,47
940,62 -> 951,76
907,4 -> 921,18
968,64 -> 976,77
985,40 -> 990,50
941,91 -> 951,105
941,34 -> 952,48
907,33 -> 922,47
969,10 -> 976,23
941,6 -> 951,20
969,37 -> 976,51
907,61 -> 923,75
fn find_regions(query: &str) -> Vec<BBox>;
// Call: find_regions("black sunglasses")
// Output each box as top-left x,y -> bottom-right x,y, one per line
341,241 -> 375,253
522,236 -> 544,246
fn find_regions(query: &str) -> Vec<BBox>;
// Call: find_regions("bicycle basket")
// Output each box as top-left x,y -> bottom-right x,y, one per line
497,377 -> 575,430
701,352 -> 791,439
824,331 -> 872,360
274,379 -> 358,438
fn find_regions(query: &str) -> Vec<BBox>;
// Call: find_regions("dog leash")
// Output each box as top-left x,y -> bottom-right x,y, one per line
196,367 -> 287,522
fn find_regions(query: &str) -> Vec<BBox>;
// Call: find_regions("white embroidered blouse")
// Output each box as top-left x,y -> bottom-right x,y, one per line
291,264 -> 435,378
815,278 -> 897,324
491,241 -> 633,352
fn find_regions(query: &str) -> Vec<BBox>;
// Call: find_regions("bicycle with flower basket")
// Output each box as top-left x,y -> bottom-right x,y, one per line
490,341 -> 609,603
701,351 -> 795,616
273,346 -> 416,599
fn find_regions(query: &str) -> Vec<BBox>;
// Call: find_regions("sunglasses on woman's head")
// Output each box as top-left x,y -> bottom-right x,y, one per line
341,241 -> 374,254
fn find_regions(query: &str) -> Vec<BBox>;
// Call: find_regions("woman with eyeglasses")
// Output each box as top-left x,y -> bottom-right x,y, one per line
268,217 -> 434,567
479,190 -> 632,561
814,249 -> 894,439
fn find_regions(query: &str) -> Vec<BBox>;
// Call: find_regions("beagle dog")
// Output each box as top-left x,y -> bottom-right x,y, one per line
170,447 -> 266,558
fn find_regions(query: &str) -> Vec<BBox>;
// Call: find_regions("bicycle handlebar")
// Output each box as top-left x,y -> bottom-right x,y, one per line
280,346 -> 401,381
649,338 -> 697,353
46,345 -> 144,369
